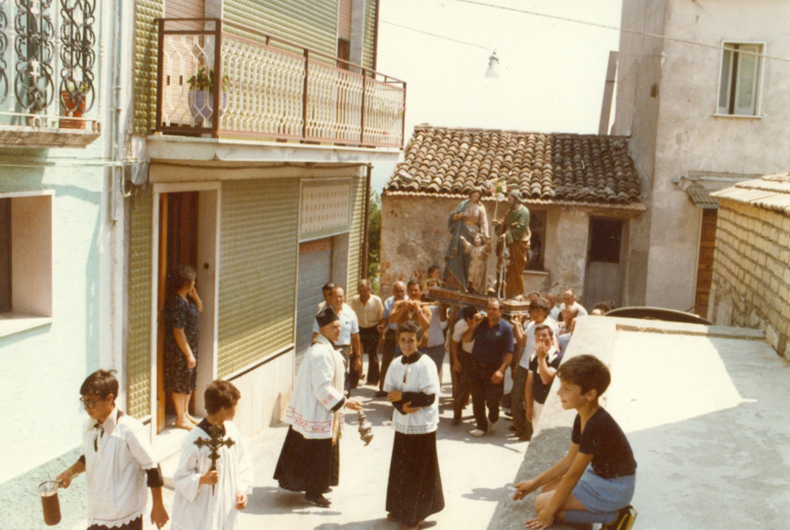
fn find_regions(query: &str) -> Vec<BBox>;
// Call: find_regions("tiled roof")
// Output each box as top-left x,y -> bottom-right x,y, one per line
712,172 -> 790,214
687,185 -> 719,209
385,125 -> 642,205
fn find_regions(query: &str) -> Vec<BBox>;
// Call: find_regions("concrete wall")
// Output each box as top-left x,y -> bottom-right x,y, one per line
380,195 -> 592,302
614,0 -> 790,310
709,199 -> 790,360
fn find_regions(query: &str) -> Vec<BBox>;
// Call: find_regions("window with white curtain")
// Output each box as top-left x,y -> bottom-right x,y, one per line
717,43 -> 763,116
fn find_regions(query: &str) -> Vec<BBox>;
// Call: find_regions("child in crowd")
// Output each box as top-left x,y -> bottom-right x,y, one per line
513,355 -> 637,529
57,370 -> 169,530
171,380 -> 253,530
422,265 -> 443,293
385,321 -> 444,530
525,324 -> 563,428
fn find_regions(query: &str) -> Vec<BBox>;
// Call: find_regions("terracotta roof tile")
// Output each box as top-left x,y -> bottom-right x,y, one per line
386,126 -> 642,205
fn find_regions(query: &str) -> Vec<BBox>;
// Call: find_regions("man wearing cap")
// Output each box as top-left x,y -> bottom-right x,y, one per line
275,307 -> 362,508
493,190 -> 531,299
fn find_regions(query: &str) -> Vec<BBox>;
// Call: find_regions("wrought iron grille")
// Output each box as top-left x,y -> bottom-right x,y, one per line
0,0 -> 98,128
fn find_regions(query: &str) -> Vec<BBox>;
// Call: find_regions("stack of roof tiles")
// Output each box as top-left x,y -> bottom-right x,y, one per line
385,125 -> 642,205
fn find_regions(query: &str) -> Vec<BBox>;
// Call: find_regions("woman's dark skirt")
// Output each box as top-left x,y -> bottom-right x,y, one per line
274,426 -> 339,495
386,431 -> 444,525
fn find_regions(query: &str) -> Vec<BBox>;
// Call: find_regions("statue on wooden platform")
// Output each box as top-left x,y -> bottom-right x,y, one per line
444,188 -> 489,292
492,190 -> 531,300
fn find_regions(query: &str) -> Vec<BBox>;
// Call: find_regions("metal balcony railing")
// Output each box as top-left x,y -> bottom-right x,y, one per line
0,0 -> 99,131
155,18 -> 406,148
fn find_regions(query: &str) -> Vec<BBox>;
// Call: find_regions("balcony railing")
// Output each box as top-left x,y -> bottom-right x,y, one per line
155,19 -> 406,148
0,0 -> 99,134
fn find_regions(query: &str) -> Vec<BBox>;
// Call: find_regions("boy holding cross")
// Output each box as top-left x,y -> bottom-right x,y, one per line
171,380 -> 254,530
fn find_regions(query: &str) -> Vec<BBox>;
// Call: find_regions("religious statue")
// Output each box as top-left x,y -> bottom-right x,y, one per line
444,188 -> 489,292
492,190 -> 531,300
461,233 -> 490,294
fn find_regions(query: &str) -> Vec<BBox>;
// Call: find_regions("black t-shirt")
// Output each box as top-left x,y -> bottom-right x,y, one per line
572,407 -> 637,479
528,349 -> 563,405
471,319 -> 514,367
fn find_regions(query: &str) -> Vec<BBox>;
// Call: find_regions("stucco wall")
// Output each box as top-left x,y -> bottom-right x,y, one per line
616,0 -> 790,310
380,195 -> 591,301
0,150 -> 105,528
709,199 -> 790,360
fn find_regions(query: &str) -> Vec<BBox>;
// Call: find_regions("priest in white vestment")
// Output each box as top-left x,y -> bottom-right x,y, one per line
274,306 -> 362,508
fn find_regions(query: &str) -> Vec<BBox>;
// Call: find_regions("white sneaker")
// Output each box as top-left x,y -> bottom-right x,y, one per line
489,421 -> 498,434
471,429 -> 486,438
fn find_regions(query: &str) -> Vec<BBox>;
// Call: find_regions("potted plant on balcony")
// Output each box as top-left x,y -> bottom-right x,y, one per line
187,67 -> 229,127
60,80 -> 90,129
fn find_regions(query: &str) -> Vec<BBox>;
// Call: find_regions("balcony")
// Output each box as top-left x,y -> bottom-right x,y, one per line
154,19 -> 406,152
0,0 -> 101,147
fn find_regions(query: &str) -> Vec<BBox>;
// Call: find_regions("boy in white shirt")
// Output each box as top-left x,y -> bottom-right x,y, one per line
171,380 -> 253,530
57,370 -> 169,530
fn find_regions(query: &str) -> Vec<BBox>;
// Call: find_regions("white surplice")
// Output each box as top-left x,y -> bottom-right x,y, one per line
82,408 -> 158,528
171,420 -> 254,530
285,334 -> 346,440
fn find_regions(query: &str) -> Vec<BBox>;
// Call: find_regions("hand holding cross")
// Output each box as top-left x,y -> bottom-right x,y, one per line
195,423 -> 235,495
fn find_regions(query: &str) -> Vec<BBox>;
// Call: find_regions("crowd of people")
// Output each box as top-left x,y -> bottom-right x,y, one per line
54,273 -> 634,530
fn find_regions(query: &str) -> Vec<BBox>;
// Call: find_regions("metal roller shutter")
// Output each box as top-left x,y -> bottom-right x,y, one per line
295,240 -> 332,373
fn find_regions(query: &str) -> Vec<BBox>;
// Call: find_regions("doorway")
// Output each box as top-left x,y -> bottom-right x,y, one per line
584,217 -> 624,311
153,184 -> 219,435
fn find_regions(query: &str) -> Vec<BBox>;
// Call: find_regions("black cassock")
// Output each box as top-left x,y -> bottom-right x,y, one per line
274,426 -> 340,496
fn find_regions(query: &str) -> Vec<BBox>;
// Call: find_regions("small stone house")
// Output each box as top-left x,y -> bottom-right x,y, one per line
380,125 -> 645,309
709,173 -> 790,360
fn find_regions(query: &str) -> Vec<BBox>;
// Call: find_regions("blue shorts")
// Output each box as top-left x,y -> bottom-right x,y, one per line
572,466 -> 635,513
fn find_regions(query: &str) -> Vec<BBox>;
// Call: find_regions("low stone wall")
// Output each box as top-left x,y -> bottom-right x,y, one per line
709,199 -> 790,359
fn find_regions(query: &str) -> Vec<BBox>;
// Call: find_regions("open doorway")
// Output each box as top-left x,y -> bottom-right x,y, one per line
153,184 -> 219,435
584,217 -> 624,311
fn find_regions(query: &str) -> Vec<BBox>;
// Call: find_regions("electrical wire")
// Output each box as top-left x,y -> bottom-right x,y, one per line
381,19 -> 489,51
453,0 -> 790,63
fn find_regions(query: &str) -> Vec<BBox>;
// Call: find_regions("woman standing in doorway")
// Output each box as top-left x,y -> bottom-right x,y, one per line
165,264 -> 202,430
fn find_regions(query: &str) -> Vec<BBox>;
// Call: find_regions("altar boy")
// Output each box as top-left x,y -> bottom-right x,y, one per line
171,380 -> 254,530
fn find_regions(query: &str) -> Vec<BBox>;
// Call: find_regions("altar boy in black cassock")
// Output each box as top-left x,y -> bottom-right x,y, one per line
384,320 -> 444,530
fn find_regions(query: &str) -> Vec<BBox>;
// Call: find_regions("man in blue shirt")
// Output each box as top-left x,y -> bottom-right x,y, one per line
461,298 -> 514,437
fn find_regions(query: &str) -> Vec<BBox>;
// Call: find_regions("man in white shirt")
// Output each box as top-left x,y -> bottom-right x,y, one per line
376,281 -> 408,397
313,286 -> 361,392
349,279 -> 385,385
557,288 -> 588,317
57,370 -> 169,530
450,305 -> 477,425
546,292 -> 560,322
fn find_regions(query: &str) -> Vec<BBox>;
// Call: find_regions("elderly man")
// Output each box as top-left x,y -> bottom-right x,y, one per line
313,286 -> 361,392
275,307 -> 362,508
546,292 -> 560,322
493,190 -> 531,300
557,288 -> 589,317
376,281 -> 408,397
462,298 -> 514,438
349,279 -> 384,385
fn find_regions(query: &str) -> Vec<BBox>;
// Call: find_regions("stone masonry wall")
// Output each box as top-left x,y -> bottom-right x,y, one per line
709,198 -> 790,359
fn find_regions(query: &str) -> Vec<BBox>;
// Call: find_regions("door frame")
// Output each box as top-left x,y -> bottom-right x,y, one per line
149,181 -> 221,441
583,216 -> 626,311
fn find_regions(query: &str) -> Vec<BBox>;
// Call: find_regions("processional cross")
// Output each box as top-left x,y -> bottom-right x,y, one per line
195,423 -> 235,494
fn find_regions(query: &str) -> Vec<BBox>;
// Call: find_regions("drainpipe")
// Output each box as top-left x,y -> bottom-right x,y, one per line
362,164 -> 372,279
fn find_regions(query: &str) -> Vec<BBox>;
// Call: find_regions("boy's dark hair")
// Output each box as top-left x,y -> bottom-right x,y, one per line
460,305 -> 478,320
557,355 -> 610,396
534,323 -> 554,338
397,320 -> 423,340
427,265 -> 440,275
406,279 -> 421,290
204,380 -> 241,414
529,297 -> 550,312
80,370 -> 119,400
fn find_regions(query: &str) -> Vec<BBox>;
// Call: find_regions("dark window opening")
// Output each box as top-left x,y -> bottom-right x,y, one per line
588,217 -> 623,264
527,210 -> 547,271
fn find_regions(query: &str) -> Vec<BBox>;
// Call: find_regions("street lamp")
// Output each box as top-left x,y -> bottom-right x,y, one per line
485,50 -> 499,78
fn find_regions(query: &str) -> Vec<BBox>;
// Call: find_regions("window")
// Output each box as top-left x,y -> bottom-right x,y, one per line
718,43 -> 763,116
527,210 -> 547,271
0,193 -> 53,333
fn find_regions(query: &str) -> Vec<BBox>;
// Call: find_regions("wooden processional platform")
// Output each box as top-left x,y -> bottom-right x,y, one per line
426,287 -> 530,315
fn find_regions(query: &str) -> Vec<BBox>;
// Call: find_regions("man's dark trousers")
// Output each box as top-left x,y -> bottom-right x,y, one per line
359,325 -> 380,385
469,361 -> 503,432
